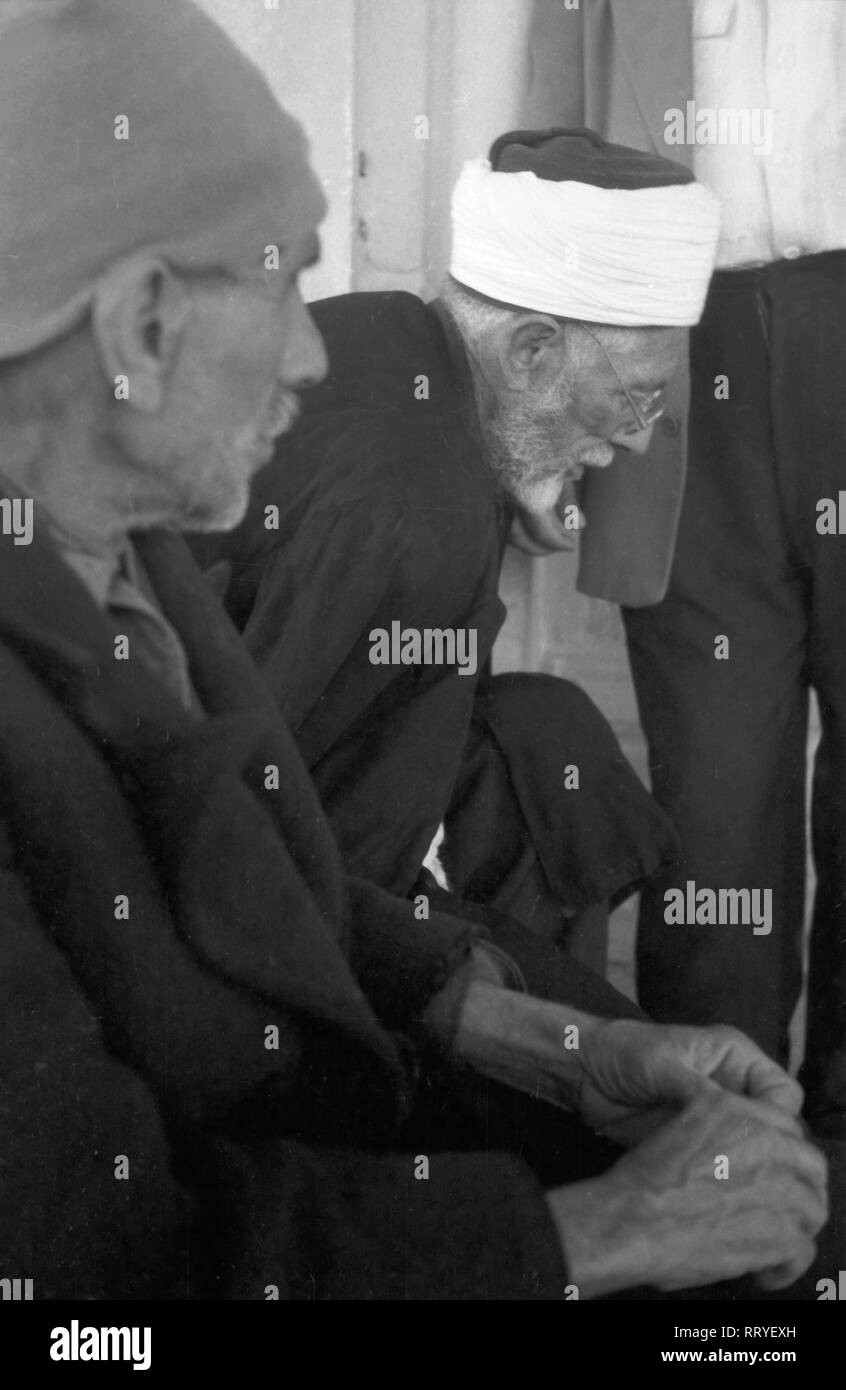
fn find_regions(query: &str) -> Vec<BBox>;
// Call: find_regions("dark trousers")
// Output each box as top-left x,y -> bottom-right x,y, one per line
626,251 -> 846,1133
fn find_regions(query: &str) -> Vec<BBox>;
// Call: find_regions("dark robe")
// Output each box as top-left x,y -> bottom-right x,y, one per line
3,510 -> 843,1300
191,292 -> 678,927
0,510 -> 645,1300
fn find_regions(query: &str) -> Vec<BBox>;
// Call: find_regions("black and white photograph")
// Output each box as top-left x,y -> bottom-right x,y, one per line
1,0 -> 845,1361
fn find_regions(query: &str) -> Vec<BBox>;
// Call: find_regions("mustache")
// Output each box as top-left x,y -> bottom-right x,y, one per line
268,388 -> 301,438
253,386 -> 302,447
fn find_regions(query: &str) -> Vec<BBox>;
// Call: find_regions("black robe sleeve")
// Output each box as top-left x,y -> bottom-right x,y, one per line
219,490 -> 504,895
200,1134 -> 568,1301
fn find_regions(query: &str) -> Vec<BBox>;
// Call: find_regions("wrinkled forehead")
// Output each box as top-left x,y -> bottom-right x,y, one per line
601,324 -> 687,374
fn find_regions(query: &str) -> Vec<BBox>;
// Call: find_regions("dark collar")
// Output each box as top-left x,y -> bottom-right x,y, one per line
427,296 -> 484,447
0,509 -> 276,757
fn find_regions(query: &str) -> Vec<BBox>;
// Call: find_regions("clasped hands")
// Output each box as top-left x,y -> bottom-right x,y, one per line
455,982 -> 829,1298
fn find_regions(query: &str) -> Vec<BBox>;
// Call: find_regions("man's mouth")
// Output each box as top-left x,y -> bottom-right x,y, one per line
248,392 -> 301,469
254,387 -> 301,448
265,389 -> 300,439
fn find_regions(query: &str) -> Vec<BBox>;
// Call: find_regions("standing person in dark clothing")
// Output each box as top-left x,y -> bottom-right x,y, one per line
522,0 -> 846,1139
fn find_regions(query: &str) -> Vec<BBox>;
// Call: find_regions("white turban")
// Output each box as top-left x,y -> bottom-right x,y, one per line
450,155 -> 721,327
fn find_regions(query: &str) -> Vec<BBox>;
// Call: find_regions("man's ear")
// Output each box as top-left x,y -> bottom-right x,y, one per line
91,256 -> 191,413
499,313 -> 565,391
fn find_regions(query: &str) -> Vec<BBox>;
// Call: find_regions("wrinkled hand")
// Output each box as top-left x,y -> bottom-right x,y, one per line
453,988 -> 803,1144
548,1087 -> 828,1297
576,1018 -> 803,1147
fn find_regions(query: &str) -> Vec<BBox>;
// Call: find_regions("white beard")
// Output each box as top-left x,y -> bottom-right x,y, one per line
514,473 -> 570,516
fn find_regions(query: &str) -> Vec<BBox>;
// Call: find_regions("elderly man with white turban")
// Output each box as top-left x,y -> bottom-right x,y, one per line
193,127 -> 720,975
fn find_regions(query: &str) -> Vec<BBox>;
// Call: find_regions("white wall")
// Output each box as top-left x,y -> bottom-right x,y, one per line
195,0 -> 356,302
351,0 -> 534,295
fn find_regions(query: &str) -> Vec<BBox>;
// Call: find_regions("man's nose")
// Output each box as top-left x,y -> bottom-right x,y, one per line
281,295 -> 328,390
609,421 -> 656,455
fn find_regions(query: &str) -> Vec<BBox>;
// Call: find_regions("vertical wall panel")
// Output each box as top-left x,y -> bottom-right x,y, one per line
195,0 -> 356,302
351,0 -> 533,295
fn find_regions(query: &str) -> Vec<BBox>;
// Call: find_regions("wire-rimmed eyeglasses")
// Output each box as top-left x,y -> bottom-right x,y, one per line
574,321 -> 667,434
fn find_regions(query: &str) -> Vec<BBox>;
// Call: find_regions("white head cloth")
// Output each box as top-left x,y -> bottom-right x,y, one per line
450,156 -> 721,327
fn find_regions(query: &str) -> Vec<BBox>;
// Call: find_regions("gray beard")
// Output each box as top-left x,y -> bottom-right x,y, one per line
482,383 -> 580,514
